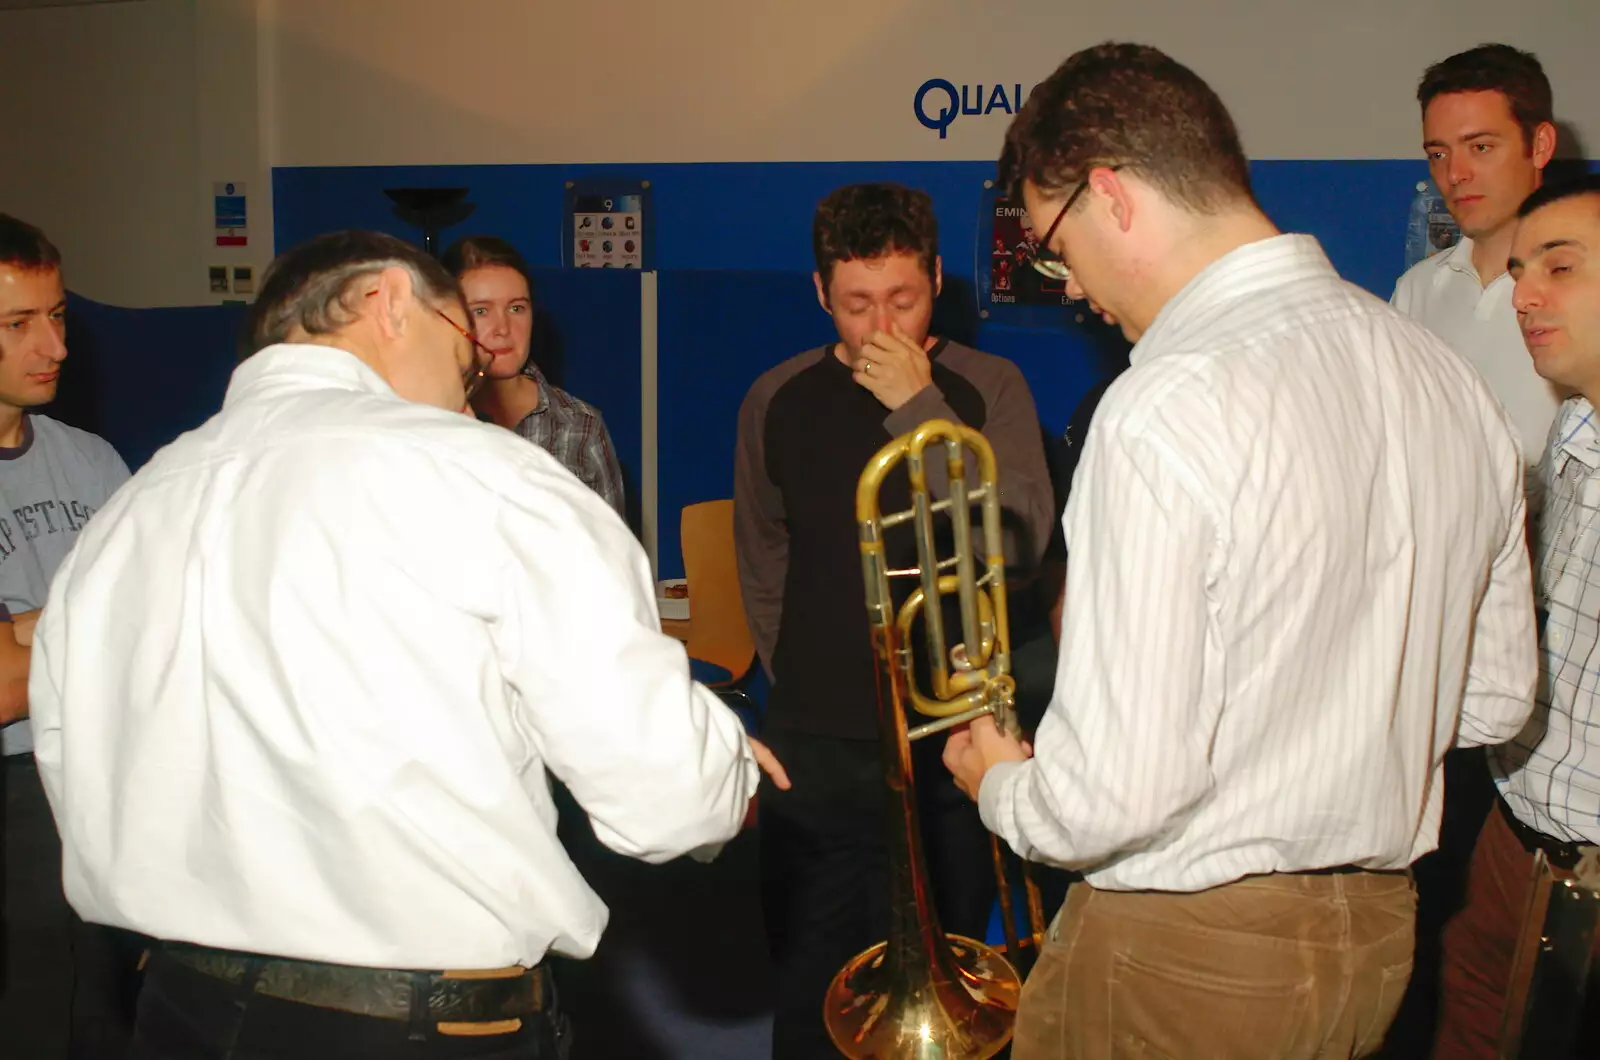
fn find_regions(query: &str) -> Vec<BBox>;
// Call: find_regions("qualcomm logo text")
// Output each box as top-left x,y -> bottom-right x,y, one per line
914,79 -> 1029,139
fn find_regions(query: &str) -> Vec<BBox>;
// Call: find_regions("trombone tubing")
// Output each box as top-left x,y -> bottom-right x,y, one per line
856,421 -> 1010,662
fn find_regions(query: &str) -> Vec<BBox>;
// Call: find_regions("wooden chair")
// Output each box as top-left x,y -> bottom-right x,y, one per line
679,500 -> 759,728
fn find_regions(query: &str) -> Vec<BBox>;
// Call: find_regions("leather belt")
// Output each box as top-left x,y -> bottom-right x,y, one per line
161,941 -> 547,1026
1500,796 -> 1598,873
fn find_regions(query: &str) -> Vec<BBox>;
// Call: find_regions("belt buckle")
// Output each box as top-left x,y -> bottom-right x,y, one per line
435,965 -> 539,1038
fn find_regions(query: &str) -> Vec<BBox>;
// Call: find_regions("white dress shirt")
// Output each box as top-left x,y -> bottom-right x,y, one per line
1392,235 -> 1565,469
30,343 -> 758,970
1494,397 -> 1600,845
980,235 -> 1536,893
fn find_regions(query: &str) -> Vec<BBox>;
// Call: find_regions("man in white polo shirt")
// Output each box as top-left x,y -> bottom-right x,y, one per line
1392,44 -> 1564,467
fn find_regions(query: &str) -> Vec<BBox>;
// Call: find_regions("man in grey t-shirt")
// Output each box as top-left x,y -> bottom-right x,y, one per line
0,414 -> 130,755
0,214 -> 131,1058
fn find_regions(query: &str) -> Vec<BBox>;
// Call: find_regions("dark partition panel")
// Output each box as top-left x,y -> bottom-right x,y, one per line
273,158 -> 1433,300
655,271 -> 834,579
51,295 -> 244,470
525,267 -> 644,534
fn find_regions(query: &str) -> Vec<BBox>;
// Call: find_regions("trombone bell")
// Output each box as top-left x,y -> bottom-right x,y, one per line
825,933 -> 1021,1059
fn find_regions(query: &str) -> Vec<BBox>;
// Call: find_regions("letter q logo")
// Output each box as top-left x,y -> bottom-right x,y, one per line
914,79 -> 960,139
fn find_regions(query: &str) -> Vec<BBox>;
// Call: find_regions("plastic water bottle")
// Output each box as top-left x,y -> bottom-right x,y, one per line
1405,180 -> 1460,270
1405,182 -> 1430,269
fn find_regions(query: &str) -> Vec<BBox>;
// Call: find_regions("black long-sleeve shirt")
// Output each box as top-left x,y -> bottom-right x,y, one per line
733,338 -> 1054,740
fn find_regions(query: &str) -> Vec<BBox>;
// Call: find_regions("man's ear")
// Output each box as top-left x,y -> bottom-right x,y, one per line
933,255 -> 944,299
813,271 -> 831,314
1097,167 -> 1135,234
1532,120 -> 1558,171
370,266 -> 417,340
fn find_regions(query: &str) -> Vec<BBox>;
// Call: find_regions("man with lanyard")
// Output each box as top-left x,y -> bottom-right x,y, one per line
1434,173 -> 1600,1059
30,230 -> 785,1059
945,44 -> 1536,1058
0,213 -> 134,1058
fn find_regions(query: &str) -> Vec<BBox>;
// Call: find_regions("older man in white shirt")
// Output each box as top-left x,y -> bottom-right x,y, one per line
945,44 -> 1537,1060
29,230 -> 784,1060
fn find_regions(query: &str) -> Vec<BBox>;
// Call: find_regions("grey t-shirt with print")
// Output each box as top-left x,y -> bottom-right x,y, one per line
0,414 -> 130,755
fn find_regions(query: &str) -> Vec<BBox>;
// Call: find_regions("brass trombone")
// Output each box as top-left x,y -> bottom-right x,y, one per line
823,418 -> 1046,1059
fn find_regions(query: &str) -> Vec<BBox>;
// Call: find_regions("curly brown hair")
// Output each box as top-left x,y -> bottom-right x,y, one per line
811,183 -> 938,294
998,42 -> 1253,215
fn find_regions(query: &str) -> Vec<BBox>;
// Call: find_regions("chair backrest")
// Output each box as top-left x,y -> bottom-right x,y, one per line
680,499 -> 756,683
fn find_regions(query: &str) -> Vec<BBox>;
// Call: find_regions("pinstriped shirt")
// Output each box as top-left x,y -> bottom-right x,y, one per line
1494,397 -> 1600,845
512,361 -> 626,518
979,234 -> 1537,892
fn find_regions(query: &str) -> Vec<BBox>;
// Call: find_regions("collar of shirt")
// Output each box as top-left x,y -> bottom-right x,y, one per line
225,343 -> 399,408
1551,396 -> 1600,474
520,360 -> 553,417
1435,236 -> 1512,318
1439,235 -> 1479,279
1130,233 -> 1337,364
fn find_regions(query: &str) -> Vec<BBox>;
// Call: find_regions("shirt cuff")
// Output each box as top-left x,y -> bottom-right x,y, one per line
977,759 -> 1031,852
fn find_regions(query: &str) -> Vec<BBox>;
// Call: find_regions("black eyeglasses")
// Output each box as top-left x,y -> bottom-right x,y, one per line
1030,164 -> 1125,283
434,309 -> 492,402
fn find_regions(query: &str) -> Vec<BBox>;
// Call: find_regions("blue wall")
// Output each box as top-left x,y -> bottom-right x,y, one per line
522,267 -> 644,531
273,159 -> 1434,576
53,295 -> 244,471
272,160 -> 1426,288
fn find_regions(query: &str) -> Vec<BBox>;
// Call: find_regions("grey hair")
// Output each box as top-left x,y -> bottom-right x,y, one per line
244,231 -> 463,357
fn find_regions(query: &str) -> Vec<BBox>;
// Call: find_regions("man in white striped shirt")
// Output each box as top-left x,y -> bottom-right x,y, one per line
1434,173 -> 1600,1059
943,43 -> 1537,1058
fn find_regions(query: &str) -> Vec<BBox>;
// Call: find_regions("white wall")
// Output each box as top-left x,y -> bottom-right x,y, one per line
266,0 -> 1600,166
0,0 -> 271,308
4,0 -> 1598,306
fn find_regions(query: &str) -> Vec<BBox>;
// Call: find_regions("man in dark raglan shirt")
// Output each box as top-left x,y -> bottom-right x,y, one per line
734,183 -> 1054,1059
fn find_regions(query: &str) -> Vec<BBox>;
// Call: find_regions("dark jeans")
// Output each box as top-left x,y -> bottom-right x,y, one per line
128,948 -> 570,1060
757,728 -> 999,1060
1,753 -> 147,1059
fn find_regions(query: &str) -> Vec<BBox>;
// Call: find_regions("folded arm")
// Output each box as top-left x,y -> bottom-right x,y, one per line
0,606 -> 35,727
884,369 -> 1055,573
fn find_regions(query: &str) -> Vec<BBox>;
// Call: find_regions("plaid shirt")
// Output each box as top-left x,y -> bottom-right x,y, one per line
1494,395 -> 1600,844
512,362 -> 625,518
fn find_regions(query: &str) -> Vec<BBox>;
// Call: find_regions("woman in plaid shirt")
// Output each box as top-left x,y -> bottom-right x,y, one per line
444,236 -> 626,519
